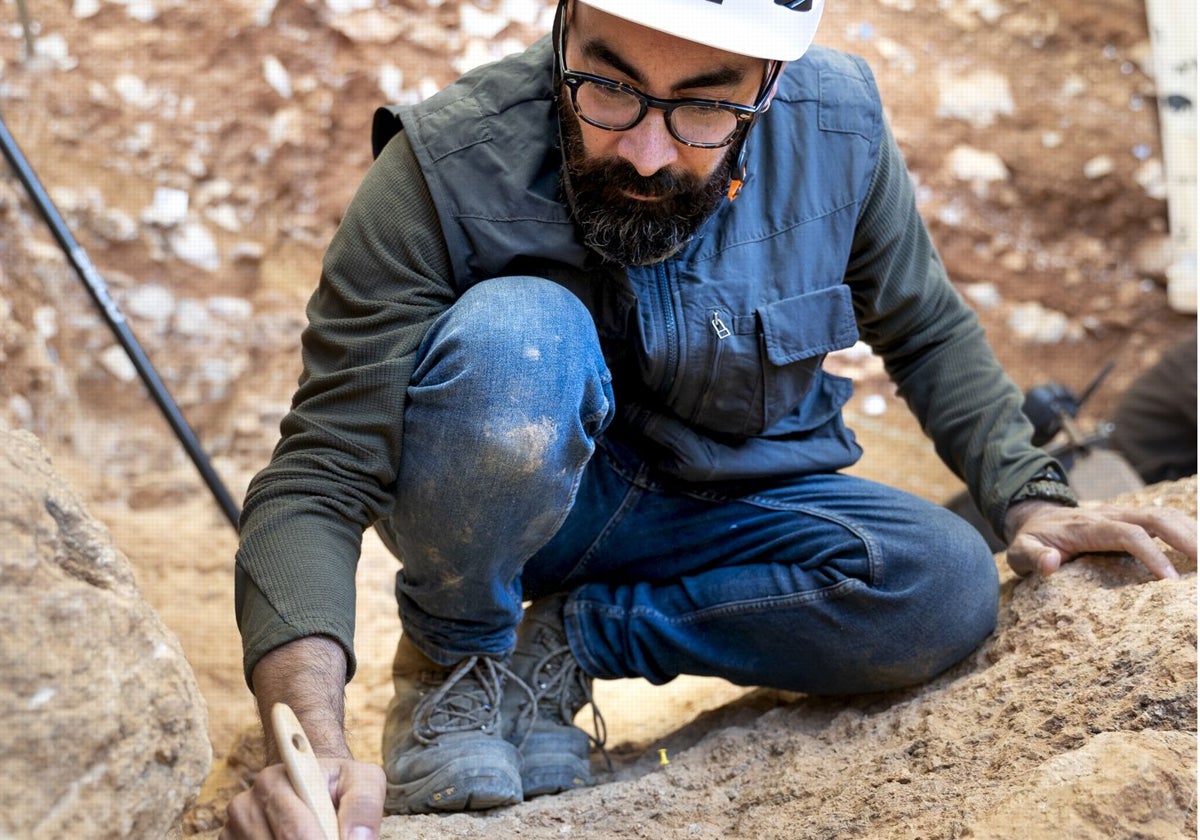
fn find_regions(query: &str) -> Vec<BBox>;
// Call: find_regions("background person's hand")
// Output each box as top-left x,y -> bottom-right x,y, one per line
220,756 -> 385,840
1004,500 -> 1197,580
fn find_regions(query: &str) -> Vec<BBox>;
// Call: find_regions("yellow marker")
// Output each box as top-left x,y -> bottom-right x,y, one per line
658,748 -> 670,766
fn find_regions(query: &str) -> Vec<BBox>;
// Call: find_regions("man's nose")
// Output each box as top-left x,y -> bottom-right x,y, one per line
616,109 -> 680,177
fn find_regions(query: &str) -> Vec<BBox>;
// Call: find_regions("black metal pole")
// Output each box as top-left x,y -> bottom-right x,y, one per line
0,112 -> 241,531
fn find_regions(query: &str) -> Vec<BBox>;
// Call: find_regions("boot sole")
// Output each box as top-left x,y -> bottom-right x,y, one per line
385,739 -> 523,814
518,726 -> 593,798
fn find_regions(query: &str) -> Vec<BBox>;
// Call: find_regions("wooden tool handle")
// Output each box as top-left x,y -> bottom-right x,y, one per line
271,703 -> 340,840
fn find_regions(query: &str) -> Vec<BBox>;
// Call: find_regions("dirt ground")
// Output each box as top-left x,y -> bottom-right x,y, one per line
0,0 -> 1195,835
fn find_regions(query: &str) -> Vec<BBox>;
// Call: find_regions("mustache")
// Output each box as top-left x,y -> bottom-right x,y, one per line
568,154 -> 704,201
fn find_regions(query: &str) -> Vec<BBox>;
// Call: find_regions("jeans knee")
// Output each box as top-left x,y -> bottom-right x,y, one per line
439,276 -> 597,366
407,276 -> 613,473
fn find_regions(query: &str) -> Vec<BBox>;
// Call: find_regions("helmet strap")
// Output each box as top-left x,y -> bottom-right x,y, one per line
726,132 -> 752,201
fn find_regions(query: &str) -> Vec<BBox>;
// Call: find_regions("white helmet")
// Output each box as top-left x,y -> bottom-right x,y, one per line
577,0 -> 825,62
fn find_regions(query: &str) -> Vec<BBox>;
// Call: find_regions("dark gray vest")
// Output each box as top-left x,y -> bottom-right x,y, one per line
374,37 -> 885,482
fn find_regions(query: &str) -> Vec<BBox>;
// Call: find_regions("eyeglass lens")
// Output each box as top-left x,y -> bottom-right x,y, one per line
574,80 -> 741,146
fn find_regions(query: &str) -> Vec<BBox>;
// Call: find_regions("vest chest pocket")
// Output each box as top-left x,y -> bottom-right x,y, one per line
690,284 -> 860,437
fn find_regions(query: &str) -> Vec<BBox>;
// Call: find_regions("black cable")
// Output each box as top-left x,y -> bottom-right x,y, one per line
0,112 -> 241,531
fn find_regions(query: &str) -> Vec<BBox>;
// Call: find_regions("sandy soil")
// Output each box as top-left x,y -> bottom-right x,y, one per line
0,0 -> 1194,835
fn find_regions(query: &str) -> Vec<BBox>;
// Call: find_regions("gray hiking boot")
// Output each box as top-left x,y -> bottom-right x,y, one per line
502,594 -> 606,798
382,637 -> 524,813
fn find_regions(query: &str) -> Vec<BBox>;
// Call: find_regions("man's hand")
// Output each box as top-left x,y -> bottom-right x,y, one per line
1005,499 -> 1197,580
221,757 -> 385,840
220,635 -> 387,839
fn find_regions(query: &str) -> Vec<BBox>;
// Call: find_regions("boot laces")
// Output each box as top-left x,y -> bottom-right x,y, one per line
526,644 -> 608,755
412,655 -> 531,744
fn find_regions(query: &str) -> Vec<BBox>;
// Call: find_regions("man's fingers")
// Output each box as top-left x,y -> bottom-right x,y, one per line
1093,505 -> 1193,578
1006,504 -> 1195,581
222,763 -> 332,840
333,761 -> 387,840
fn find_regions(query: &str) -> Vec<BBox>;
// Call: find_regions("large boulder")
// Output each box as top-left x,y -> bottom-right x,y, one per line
0,430 -> 211,839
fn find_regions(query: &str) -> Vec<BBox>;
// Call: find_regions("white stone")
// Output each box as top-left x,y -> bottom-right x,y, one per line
93,207 -> 139,243
936,68 -> 1015,127
204,203 -> 243,233
379,63 -> 404,103
500,0 -> 542,25
113,74 -> 158,109
862,394 -> 888,416
32,306 -> 57,339
461,4 -> 509,39
230,241 -> 265,262
966,0 -> 1005,24
1083,155 -> 1115,180
325,0 -> 373,13
98,345 -> 139,382
34,34 -> 77,71
418,77 -> 441,101
72,0 -> 101,17
169,222 -> 220,271
142,187 -> 189,227
125,284 -> 176,322
1060,75 -> 1088,98
947,145 -> 1009,183
268,106 -> 306,150
263,55 -> 293,99
208,296 -> 253,320
7,395 -> 32,428
327,9 -> 406,43
173,299 -> 213,338
126,0 -> 160,22
254,0 -> 278,26
963,282 -> 1003,309
1008,301 -> 1070,343
1134,159 -> 1166,199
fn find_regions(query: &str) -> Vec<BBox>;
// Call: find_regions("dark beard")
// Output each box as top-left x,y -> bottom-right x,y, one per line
557,94 -> 736,267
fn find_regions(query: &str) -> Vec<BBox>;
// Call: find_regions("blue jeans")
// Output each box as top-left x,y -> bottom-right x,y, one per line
376,276 -> 999,695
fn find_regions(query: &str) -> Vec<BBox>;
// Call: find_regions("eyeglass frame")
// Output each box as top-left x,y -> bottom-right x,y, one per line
552,1 -> 782,150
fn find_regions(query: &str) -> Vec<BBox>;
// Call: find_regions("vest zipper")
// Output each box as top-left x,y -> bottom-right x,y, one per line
654,262 -> 679,395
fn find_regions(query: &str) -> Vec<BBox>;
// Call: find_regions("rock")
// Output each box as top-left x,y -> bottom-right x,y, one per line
72,0 -> 102,18
113,74 -> 158,110
142,186 -> 190,228
125,284 -> 177,323
947,144 -> 1010,183
327,8 -> 407,43
936,68 -> 1015,127
963,281 -> 1003,309
1083,154 -> 1116,180
168,222 -> 221,271
1008,300 -> 1072,343
98,344 -> 139,382
0,430 -> 210,839
262,55 -> 292,100
968,731 -> 1194,839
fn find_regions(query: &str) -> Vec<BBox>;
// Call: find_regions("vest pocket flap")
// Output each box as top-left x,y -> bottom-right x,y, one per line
760,285 -> 859,366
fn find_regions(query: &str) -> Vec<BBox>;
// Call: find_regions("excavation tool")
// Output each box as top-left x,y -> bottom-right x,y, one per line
272,703 -> 340,840
0,113 -> 241,530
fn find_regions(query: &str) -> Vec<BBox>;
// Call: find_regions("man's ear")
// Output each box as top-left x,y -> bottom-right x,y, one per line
761,61 -> 788,111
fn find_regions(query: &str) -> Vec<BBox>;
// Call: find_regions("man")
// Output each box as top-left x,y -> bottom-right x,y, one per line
1110,333 -> 1198,485
223,1 -> 1196,837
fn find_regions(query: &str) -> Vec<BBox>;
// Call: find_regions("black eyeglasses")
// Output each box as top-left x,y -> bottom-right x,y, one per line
553,4 -> 779,149
560,72 -> 762,148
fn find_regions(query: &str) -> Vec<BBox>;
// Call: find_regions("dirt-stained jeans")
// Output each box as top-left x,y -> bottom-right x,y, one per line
375,276 -> 1000,695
